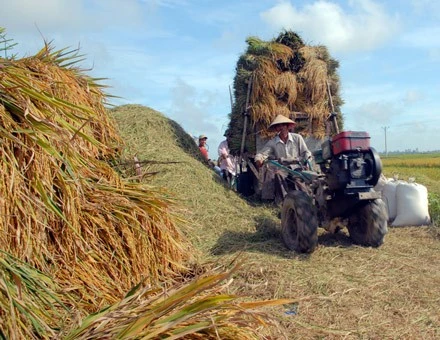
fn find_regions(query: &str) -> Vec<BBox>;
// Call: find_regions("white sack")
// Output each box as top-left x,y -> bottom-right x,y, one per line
391,182 -> 431,227
374,173 -> 388,193
382,180 -> 400,221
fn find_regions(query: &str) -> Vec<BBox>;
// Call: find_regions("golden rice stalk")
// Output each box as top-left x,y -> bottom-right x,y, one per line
0,250 -> 71,339
0,44 -> 193,311
298,46 -> 318,62
250,58 -> 279,100
311,117 -> 327,139
275,30 -> 305,51
253,121 -> 277,142
250,95 -> 276,124
274,72 -> 297,107
275,103 -> 293,117
267,41 -> 294,66
227,31 -> 343,152
314,45 -> 331,61
0,27 -> 17,55
235,67 -> 254,85
236,55 -> 258,73
300,100 -> 329,119
64,265 -> 294,340
297,58 -> 329,116
0,45 -> 121,160
248,58 -> 281,130
292,91 -> 307,112
245,36 -> 270,56
246,37 -> 293,63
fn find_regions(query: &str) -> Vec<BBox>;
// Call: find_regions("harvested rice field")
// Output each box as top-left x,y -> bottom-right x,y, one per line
1,29 -> 439,338
111,105 -> 440,340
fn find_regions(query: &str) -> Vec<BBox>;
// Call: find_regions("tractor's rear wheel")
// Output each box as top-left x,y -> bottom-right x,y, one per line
348,199 -> 388,247
281,190 -> 318,253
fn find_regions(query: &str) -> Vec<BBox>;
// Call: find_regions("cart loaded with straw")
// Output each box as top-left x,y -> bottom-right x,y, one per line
225,31 -> 388,252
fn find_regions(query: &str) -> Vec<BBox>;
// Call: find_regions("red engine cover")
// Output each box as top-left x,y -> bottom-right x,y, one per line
331,131 -> 370,155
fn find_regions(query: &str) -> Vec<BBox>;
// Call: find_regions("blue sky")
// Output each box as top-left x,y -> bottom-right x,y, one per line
1,0 -> 440,154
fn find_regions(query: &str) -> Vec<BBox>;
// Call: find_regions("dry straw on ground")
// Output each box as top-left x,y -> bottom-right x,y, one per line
112,104 -> 440,339
64,262 -> 293,339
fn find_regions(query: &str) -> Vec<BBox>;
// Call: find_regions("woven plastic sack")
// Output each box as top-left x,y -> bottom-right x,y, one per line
391,182 -> 431,227
382,179 -> 400,222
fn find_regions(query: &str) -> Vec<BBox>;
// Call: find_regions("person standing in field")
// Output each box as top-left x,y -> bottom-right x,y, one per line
198,135 -> 209,160
217,136 -> 237,188
198,134 -> 222,176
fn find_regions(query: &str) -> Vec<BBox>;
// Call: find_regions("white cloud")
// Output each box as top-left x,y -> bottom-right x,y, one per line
260,0 -> 401,53
169,78 -> 222,138
403,90 -> 424,105
387,124 -> 439,152
0,0 -> 148,34
342,82 -> 402,108
348,101 -> 402,129
370,125 -> 439,152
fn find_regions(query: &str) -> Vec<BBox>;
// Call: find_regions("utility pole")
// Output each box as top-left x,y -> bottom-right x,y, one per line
382,126 -> 389,157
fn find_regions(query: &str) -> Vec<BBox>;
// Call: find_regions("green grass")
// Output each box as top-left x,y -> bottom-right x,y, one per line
428,192 -> 440,228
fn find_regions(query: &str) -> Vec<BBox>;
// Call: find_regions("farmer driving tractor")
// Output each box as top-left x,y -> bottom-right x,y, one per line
255,114 -> 312,203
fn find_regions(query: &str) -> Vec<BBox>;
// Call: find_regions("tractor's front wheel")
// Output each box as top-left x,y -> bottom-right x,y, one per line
281,190 -> 318,253
348,199 -> 388,247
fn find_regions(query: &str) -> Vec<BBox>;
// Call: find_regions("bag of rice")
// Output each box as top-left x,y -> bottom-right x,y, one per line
391,182 -> 431,227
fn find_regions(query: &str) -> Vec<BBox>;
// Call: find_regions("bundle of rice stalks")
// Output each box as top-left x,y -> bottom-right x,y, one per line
246,36 -> 272,56
225,30 -> 343,155
0,250 -> 290,339
0,42 -> 192,310
274,71 -> 297,108
274,30 -> 305,52
0,250 -> 70,339
236,55 -> 258,73
246,36 -> 293,65
250,58 -> 279,100
297,51 -> 328,107
64,264 -> 293,339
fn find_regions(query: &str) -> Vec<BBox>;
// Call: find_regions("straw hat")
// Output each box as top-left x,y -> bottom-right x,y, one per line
268,114 -> 296,129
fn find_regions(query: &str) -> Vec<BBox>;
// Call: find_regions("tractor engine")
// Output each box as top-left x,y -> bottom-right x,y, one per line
315,131 -> 382,195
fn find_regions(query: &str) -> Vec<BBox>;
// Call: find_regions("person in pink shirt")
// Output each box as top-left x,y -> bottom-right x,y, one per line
218,136 -> 237,188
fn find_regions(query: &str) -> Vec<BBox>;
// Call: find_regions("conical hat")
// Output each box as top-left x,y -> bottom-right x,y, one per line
269,114 -> 296,129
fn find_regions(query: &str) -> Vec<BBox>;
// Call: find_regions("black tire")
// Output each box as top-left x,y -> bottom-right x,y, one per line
281,190 -> 318,253
348,199 -> 388,247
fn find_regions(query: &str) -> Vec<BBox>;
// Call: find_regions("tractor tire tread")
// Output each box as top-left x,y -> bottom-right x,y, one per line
348,199 -> 388,247
281,190 -> 318,253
